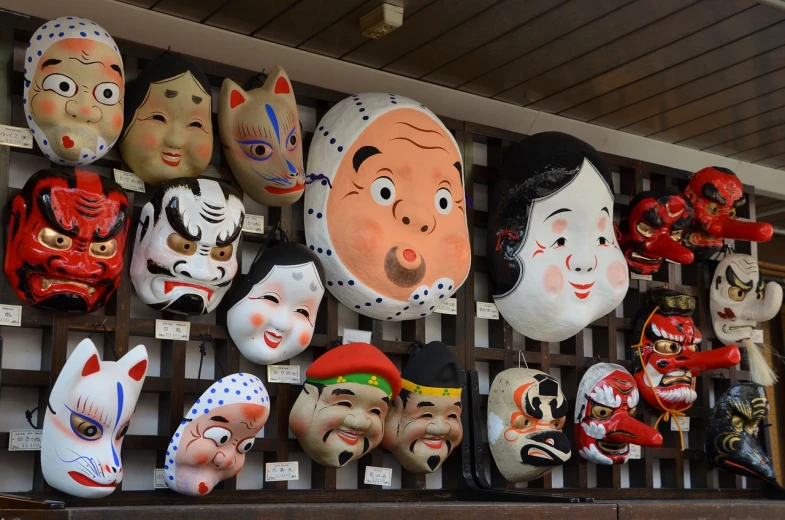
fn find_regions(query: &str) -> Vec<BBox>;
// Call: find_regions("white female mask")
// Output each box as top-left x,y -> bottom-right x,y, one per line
487,132 -> 629,342
131,178 -> 244,315
41,339 -> 148,498
227,242 -> 325,365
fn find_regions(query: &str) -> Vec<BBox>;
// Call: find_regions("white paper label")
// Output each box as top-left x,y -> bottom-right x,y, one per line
113,168 -> 146,193
267,365 -> 300,384
670,416 -> 690,432
628,444 -> 642,460
242,214 -> 265,234
265,461 -> 299,482
154,469 -> 168,489
363,466 -> 392,486
0,124 -> 33,148
0,304 -> 22,327
476,302 -> 499,320
752,329 -> 764,343
8,429 -> 42,451
631,273 -> 653,281
434,297 -> 457,315
155,319 -> 190,341
343,328 -> 372,345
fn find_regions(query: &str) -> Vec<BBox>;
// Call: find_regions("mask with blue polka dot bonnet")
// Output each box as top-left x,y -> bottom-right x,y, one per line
289,342 -> 401,468
226,241 -> 326,365
304,93 -> 470,321
24,16 -> 124,166
165,373 -> 270,495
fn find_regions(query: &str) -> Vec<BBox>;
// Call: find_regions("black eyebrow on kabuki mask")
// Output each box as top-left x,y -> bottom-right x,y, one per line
164,89 -> 178,98
416,401 -> 435,408
165,197 -> 202,242
353,146 -> 382,172
41,58 -> 61,69
210,416 -> 229,423
543,208 -> 571,222
332,389 -> 355,396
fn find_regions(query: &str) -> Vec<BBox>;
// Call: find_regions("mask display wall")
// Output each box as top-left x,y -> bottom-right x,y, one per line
575,363 -> 662,465
615,190 -> 694,275
382,341 -> 462,473
289,342 -> 401,468
6,168 -> 129,313
219,66 -> 304,207
631,289 -> 740,417
41,338 -> 148,498
487,132 -> 629,342
24,16 -> 124,166
165,373 -> 270,495
710,253 -> 782,386
682,167 -> 773,261
119,53 -> 213,185
487,368 -> 570,482
705,383 -> 775,483
304,93 -> 470,321
131,178 -> 244,315
226,242 -> 325,365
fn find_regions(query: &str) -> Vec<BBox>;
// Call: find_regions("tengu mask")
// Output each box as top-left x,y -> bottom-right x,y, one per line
130,178 -> 244,315
5,168 -> 129,313
487,368 -> 570,482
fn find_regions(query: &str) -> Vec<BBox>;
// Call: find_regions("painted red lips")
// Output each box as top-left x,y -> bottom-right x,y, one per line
164,280 -> 214,300
570,281 -> 594,300
68,471 -> 116,488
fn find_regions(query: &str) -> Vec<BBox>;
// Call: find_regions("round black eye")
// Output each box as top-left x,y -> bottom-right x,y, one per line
380,187 -> 391,200
289,135 -> 297,146
60,81 -> 70,92
85,425 -> 97,436
439,198 -> 448,209
183,243 -> 191,250
102,88 -> 112,98
254,145 -> 267,155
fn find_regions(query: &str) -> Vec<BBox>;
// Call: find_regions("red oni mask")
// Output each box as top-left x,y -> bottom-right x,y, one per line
615,191 -> 694,275
5,168 -> 129,312
683,167 -> 772,260
631,290 -> 740,414
575,363 -> 662,465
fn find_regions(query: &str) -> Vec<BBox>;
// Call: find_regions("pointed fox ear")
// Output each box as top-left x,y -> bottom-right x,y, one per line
64,339 -> 102,378
220,78 -> 247,111
117,345 -> 149,383
263,66 -> 295,101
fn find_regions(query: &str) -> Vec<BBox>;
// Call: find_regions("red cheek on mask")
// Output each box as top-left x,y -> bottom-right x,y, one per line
194,453 -> 210,465
112,113 -> 123,131
607,261 -> 627,288
552,219 -> 567,234
598,217 -> 607,232
140,132 -> 158,150
299,331 -> 311,346
251,313 -> 264,327
543,265 -> 564,294
39,98 -> 57,117
196,141 -> 212,160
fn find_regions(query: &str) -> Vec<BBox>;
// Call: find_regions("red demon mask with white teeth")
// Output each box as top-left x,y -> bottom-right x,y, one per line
575,363 -> 662,465
5,168 -> 129,312
631,289 -> 740,413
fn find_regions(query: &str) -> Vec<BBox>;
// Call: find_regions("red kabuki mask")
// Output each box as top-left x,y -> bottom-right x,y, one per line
5,168 -> 129,312
631,290 -> 740,414
615,191 -> 694,275
683,167 -> 772,260
575,363 -> 662,464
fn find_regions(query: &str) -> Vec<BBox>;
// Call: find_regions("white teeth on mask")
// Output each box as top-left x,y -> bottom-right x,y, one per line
651,323 -> 662,338
657,387 -> 697,404
580,444 -> 614,465
678,335 -> 684,343
693,336 -> 701,344
588,384 -> 621,408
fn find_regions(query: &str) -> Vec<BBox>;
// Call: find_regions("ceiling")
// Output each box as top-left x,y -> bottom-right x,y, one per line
116,0 -> 785,169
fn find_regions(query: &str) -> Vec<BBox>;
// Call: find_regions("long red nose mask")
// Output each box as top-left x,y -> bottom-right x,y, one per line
604,413 -> 663,447
706,216 -> 773,242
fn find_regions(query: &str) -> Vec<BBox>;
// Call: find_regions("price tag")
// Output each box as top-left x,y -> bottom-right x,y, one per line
752,329 -> 764,343
343,328 -> 372,344
242,214 -> 265,234
670,416 -> 690,432
267,364 -> 300,384
0,304 -> 22,327
8,429 -> 42,451
434,297 -> 457,315
0,124 -> 33,149
476,302 -> 499,320
113,168 -> 146,193
155,319 -> 190,341
265,461 -> 299,482
631,273 -> 653,281
363,466 -> 392,486
154,469 -> 168,489
628,444 -> 642,460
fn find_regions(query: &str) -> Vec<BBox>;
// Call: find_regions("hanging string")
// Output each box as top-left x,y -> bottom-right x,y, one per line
327,338 -> 342,350
305,173 -> 333,188
251,221 -> 285,265
517,350 -> 529,369
87,319 -> 119,361
195,333 -> 224,396
24,401 -> 56,429
629,161 -> 656,196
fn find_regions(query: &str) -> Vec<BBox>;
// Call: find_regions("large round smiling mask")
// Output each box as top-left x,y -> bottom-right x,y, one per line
487,132 -> 629,342
24,16 -> 124,166
304,93 -> 470,321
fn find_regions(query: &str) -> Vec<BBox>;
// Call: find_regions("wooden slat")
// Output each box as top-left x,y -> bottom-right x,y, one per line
704,121 -> 785,156
0,27 -> 11,299
531,3 -> 779,114
204,0 -> 298,35
253,0 -> 369,47
153,0 -> 227,22
342,0 -> 498,69
758,151 -> 785,168
674,104 -> 785,151
459,0 -> 691,97
116,0 -> 159,7
731,137 -> 785,162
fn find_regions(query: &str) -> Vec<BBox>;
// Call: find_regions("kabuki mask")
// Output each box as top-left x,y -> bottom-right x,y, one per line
24,17 -> 124,166
615,190 -> 694,275
575,363 -> 662,465
5,168 -> 129,312
683,167 -> 773,261
289,342 -> 401,468
219,66 -> 304,206
710,253 -> 782,386
226,242 -> 325,365
705,383 -> 776,483
382,341 -> 463,473
488,132 -> 628,343
41,339 -> 148,498
631,289 -> 740,414
165,373 -> 270,495
131,178 -> 244,315
487,369 -> 570,482
304,93 -> 470,321
120,54 -> 213,185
